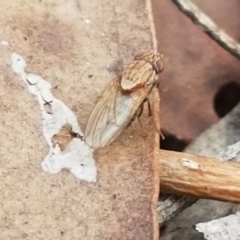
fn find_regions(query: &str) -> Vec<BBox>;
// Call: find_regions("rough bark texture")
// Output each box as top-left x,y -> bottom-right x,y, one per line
160,150 -> 240,203
0,1 -> 160,239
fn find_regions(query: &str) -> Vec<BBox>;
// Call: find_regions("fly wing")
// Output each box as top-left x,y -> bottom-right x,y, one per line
121,60 -> 155,90
84,77 -> 149,148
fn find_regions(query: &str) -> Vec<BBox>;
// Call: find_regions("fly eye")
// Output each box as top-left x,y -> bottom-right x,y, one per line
155,59 -> 164,73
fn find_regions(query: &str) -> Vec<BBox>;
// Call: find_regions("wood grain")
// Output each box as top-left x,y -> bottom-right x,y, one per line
160,150 -> 240,203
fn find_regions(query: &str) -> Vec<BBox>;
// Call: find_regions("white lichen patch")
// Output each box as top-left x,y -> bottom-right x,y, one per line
11,52 -> 97,182
180,158 -> 199,169
196,212 -> 240,240
1,40 -> 9,46
217,141 -> 240,161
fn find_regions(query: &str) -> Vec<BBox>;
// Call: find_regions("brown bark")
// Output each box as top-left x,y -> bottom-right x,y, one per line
160,150 -> 240,203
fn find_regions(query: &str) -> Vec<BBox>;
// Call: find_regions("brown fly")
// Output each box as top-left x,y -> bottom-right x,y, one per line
84,52 -> 164,148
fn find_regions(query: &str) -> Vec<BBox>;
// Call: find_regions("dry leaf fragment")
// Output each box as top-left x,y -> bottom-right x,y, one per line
52,123 -> 83,151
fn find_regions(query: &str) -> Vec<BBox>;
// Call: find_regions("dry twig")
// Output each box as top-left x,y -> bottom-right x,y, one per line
158,103 -> 240,226
160,150 -> 240,203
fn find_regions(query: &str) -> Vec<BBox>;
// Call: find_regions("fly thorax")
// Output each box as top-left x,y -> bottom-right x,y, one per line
134,52 -> 164,74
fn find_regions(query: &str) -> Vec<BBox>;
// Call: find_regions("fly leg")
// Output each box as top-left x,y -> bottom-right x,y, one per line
127,102 -> 144,128
127,97 -> 164,140
128,98 -> 154,129
146,97 -> 165,140
146,98 -> 152,117
127,98 -> 147,128
135,98 -> 151,129
135,98 -> 152,129
136,102 -> 144,129
138,98 -> 165,140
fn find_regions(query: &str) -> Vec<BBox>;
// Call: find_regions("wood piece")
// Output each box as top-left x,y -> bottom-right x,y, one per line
160,104 -> 240,240
160,149 -> 240,203
147,0 -> 161,238
158,104 -> 240,227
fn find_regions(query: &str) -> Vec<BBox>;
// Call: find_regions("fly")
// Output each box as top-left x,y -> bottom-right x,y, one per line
84,52 -> 164,148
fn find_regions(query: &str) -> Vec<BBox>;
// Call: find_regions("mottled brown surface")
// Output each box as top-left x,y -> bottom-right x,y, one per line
152,0 -> 240,141
0,1 -> 160,239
